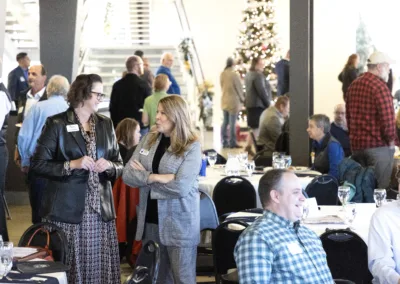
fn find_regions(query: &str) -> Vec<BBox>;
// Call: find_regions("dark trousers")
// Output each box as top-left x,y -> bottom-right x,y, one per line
29,176 -> 47,224
0,145 -> 9,241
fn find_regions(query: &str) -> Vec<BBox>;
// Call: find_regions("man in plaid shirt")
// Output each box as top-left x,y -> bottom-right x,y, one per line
234,169 -> 334,283
346,51 -> 396,189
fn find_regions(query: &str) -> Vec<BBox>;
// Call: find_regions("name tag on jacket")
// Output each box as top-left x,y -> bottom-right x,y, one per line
66,124 -> 79,132
287,242 -> 303,255
139,149 -> 149,156
20,76 -> 26,82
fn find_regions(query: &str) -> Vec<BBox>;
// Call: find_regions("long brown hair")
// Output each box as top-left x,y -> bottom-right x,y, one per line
115,118 -> 139,149
146,95 -> 199,156
343,54 -> 358,71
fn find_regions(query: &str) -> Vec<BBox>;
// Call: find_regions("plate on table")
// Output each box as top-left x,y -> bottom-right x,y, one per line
289,166 -> 309,172
212,164 -> 225,169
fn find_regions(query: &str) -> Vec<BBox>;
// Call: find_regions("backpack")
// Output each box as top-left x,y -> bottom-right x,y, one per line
338,158 -> 376,203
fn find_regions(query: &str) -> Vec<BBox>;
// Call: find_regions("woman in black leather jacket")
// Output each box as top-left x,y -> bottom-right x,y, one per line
31,74 -> 123,284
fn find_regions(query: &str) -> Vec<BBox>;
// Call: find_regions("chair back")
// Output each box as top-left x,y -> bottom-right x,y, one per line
18,222 -> 68,264
212,176 -> 257,217
320,229 -> 372,283
250,131 -> 264,152
212,220 -> 249,277
125,240 -> 160,284
334,280 -> 356,284
253,149 -> 272,167
305,175 -> 339,205
199,189 -> 219,231
275,131 -> 290,154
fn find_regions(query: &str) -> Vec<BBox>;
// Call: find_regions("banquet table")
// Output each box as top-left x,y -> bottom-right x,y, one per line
198,166 -> 320,207
0,247 -> 67,284
227,203 -> 378,243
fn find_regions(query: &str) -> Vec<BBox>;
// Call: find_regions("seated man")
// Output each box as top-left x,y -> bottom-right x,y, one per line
307,114 -> 344,179
330,104 -> 351,157
368,201 -> 400,284
234,169 -> 334,283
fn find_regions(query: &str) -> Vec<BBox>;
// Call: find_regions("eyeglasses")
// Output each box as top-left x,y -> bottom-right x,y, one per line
91,91 -> 106,101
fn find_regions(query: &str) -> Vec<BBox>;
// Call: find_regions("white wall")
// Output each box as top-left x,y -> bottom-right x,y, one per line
313,0 -> 357,120
150,0 -> 181,46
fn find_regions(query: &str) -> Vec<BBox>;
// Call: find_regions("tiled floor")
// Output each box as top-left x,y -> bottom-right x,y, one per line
5,128 -> 248,283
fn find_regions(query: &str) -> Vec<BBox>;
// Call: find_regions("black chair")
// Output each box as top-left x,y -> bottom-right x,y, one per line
203,149 -> 226,165
125,240 -> 160,284
212,219 -> 249,284
250,131 -> 264,152
334,280 -> 356,284
305,175 -> 339,205
212,176 -> 257,221
320,229 -> 372,283
18,222 -> 68,264
253,149 -> 272,167
197,189 -> 220,279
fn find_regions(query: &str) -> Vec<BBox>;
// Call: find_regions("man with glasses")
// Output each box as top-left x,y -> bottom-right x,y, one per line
330,104 -> 351,157
110,55 -> 151,135
18,75 -> 69,223
234,169 -> 333,283
346,52 -> 397,189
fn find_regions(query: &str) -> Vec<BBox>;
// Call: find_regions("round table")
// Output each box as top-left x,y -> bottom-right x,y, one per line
199,166 -> 320,207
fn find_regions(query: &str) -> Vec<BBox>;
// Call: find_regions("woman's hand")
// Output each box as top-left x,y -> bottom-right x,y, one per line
94,158 -> 112,173
70,156 -> 95,171
156,174 -> 175,184
130,160 -> 146,171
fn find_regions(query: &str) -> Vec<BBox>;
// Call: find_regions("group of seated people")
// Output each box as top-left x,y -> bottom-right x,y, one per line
256,97 -> 350,180
234,168 -> 400,283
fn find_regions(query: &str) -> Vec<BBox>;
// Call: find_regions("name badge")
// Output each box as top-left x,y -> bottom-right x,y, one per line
18,107 -> 24,114
139,149 -> 149,156
66,124 -> 80,132
287,242 -> 303,255
20,76 -> 26,82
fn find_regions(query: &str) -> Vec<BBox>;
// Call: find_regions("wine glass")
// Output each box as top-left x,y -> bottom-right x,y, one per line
374,189 -> 387,208
344,202 -> 357,230
0,242 -> 13,279
207,151 -> 217,168
301,203 -> 309,223
240,152 -> 248,169
273,157 -> 286,169
246,160 -> 255,177
338,186 -> 350,210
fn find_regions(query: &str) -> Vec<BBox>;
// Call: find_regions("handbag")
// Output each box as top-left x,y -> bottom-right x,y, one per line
16,228 -> 54,262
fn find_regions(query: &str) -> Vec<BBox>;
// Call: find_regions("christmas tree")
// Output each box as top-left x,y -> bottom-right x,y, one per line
235,0 -> 280,79
356,15 -> 375,73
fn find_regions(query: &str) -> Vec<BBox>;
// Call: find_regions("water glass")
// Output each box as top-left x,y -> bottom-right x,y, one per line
273,157 -> 286,169
207,151 -> 217,167
240,152 -> 248,168
283,155 -> 292,168
374,188 -> 387,208
338,186 -> 350,210
225,154 -> 240,176
246,160 -> 255,177
272,152 -> 286,162
301,203 -> 309,223
344,202 -> 357,229
0,242 -> 13,279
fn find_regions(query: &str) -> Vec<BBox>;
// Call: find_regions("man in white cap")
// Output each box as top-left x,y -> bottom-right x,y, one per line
346,51 -> 396,189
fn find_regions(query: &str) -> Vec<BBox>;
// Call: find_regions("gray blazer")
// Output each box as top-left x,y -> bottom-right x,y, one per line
122,133 -> 202,247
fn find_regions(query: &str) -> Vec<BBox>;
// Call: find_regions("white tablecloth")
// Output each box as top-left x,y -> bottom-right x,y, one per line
0,247 -> 68,284
199,166 -> 319,207
228,203 -> 377,243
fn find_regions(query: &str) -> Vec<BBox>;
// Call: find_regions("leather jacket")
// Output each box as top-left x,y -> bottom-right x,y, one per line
30,108 -> 123,223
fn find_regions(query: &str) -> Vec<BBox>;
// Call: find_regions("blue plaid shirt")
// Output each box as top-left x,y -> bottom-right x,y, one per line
234,210 -> 334,284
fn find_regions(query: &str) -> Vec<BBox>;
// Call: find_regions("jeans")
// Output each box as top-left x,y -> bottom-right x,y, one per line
0,145 -> 9,241
221,110 -> 238,147
352,146 -> 395,189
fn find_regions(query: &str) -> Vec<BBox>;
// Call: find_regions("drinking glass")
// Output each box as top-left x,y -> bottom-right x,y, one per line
207,151 -> 217,168
374,189 -> 387,208
272,152 -> 286,163
246,160 -> 255,177
273,157 -> 286,169
225,153 -> 240,176
338,186 -> 350,210
301,202 -> 309,223
344,202 -> 357,229
240,152 -> 248,168
283,155 -> 292,168
0,242 -> 13,279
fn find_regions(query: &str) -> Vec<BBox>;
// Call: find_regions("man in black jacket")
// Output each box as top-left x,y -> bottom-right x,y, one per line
7,52 -> 30,112
109,55 -> 151,135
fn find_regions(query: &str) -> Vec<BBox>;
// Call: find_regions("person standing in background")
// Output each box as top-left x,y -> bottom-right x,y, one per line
220,58 -> 245,148
275,50 -> 290,97
339,53 -> 359,101
156,53 -> 181,95
134,50 -> 154,89
8,52 -> 30,112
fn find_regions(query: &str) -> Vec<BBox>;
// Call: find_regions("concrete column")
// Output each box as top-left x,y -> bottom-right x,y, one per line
39,0 -> 82,82
289,0 -> 314,166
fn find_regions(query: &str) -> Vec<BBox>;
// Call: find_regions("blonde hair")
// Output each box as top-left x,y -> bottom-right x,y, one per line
116,118 -> 139,149
146,95 -> 198,156
154,74 -> 169,92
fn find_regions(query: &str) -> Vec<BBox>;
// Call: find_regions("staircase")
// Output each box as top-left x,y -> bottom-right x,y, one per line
80,46 -> 186,97
129,0 -> 151,45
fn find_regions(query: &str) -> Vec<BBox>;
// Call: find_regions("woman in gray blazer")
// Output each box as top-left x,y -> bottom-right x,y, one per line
122,95 -> 201,284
